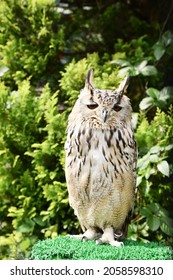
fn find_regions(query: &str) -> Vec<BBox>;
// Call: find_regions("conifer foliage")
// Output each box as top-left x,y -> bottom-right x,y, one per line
0,0 -> 173,259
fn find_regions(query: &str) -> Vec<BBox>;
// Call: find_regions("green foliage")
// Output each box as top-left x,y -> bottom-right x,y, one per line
0,80 -> 78,259
112,31 -> 173,112
0,53 -> 122,259
111,31 -> 173,243
141,203 -> 173,237
60,53 -> 121,107
133,108 -> 173,242
140,87 -> 173,110
0,0 -> 173,259
0,0 -> 64,87
112,36 -> 157,76
153,30 -> 173,61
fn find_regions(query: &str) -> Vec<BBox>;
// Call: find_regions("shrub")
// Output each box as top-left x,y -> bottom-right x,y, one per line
0,80 -> 77,259
0,0 -> 64,88
0,53 -> 122,259
131,108 -> 173,243
0,0 -> 173,259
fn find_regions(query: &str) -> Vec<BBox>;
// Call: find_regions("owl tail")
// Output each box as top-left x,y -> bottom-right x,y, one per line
114,208 -> 133,241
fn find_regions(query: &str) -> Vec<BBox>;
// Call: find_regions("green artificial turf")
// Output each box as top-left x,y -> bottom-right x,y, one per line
31,236 -> 173,260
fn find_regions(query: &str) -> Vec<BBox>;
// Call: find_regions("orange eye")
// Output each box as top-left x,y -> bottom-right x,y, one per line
87,104 -> 98,110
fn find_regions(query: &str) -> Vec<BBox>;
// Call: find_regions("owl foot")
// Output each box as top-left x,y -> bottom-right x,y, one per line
81,228 -> 102,241
96,239 -> 123,247
96,226 -> 124,247
68,228 -> 102,242
110,240 -> 124,247
68,234 -> 83,240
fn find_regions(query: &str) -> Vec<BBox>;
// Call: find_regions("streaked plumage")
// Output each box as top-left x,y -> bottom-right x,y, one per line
65,68 -> 137,246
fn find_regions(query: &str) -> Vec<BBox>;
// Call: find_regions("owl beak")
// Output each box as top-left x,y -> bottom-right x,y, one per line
102,109 -> 108,123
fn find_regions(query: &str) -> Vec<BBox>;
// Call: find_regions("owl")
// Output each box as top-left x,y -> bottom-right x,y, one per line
65,68 -> 137,246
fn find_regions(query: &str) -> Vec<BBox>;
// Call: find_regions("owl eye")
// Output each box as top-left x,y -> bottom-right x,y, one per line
113,104 -> 122,112
87,103 -> 98,110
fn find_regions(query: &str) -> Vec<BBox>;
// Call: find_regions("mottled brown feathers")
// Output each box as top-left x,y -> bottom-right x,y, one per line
65,69 -> 137,246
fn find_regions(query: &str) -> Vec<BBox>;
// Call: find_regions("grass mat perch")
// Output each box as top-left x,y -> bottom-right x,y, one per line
31,237 -> 173,260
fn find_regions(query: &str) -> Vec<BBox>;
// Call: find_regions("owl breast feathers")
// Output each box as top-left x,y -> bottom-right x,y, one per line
65,68 -> 137,246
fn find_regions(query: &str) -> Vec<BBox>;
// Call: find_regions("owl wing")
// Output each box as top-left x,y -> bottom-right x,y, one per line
133,138 -> 138,189
118,135 -> 137,239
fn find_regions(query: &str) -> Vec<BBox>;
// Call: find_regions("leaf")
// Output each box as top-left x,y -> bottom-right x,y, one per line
147,203 -> 160,213
165,144 -> 173,151
161,216 -> 173,228
111,58 -> 131,67
0,150 -> 6,155
140,65 -> 158,76
157,160 -> 169,177
17,219 -> 35,233
144,86 -> 173,109
149,154 -> 159,163
146,88 -> 159,99
118,66 -> 131,76
50,171 -> 57,180
136,175 -> 143,186
154,100 -> 166,110
13,155 -> 20,168
153,41 -> 165,60
141,203 -> 160,217
139,97 -> 154,110
141,207 -> 152,218
147,215 -> 160,231
160,222 -> 173,236
137,153 -> 150,170
20,239 -> 31,251
159,207 -> 170,218
145,166 -> 155,180
0,66 -> 9,77
136,60 -> 148,72
159,87 -> 173,101
0,235 -> 14,246
150,145 -> 162,154
162,30 -> 173,47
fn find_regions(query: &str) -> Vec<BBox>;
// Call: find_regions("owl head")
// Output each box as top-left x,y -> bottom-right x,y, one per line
74,68 -> 132,126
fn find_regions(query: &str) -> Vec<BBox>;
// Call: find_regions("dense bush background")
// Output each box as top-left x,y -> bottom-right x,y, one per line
0,0 -> 173,259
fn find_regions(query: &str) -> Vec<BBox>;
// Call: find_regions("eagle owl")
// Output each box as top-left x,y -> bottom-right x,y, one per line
65,68 -> 137,246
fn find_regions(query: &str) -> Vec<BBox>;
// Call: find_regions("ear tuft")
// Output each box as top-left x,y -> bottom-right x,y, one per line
117,75 -> 130,93
85,68 -> 94,90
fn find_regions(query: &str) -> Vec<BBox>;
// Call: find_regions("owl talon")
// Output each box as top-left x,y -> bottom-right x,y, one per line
96,238 -> 123,247
67,234 -> 83,240
95,227 -> 124,247
110,241 -> 124,247
81,236 -> 88,241
96,239 -> 104,245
